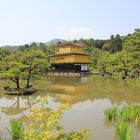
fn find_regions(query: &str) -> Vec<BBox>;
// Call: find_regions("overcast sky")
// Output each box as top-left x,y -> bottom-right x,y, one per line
0,0 -> 139,46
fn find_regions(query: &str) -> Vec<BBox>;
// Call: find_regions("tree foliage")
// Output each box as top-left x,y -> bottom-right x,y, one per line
0,46 -> 50,88
84,29 -> 140,78
102,34 -> 123,53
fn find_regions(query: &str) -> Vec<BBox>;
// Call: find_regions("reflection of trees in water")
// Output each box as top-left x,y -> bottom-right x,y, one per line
0,95 -> 41,117
0,76 -> 140,118
2,96 -> 29,116
46,76 -> 140,105
88,77 -> 140,104
0,95 -> 44,139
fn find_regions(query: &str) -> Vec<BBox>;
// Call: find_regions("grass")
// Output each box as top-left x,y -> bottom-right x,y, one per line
130,105 -> 140,120
105,105 -> 140,124
104,106 -> 118,120
7,119 -> 24,140
119,107 -> 131,121
115,121 -> 131,140
104,105 -> 140,140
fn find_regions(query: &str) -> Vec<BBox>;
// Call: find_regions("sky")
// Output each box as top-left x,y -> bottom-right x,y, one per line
0,0 -> 139,46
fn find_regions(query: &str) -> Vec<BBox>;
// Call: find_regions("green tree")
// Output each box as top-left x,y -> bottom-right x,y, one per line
116,51 -> 131,77
18,44 -> 30,51
30,42 -> 38,49
39,43 -> 47,53
123,29 -> 140,71
0,54 -> 26,88
96,51 -> 112,75
88,48 -> 102,68
0,48 -> 49,89
3,62 -> 25,88
102,34 -> 123,53
19,49 -> 48,88
0,48 -> 11,60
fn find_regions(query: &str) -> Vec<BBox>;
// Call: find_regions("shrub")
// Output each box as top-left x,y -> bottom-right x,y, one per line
23,98 -> 89,140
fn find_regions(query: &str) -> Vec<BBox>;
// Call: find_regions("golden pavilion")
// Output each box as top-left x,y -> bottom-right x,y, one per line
48,42 -> 90,76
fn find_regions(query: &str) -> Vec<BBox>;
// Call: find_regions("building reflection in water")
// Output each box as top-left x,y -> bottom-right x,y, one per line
46,76 -> 140,105
46,76 -> 89,105
0,76 -> 140,139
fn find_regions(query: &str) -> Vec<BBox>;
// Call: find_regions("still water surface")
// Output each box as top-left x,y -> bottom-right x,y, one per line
0,76 -> 140,140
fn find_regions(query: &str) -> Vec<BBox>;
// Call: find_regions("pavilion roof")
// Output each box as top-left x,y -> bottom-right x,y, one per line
49,52 -> 89,57
54,42 -> 83,48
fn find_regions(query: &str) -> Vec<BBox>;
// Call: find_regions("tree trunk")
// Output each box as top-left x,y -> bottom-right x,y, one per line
10,76 -> 20,89
124,69 -> 128,77
120,58 -> 128,77
16,76 -> 20,89
26,68 -> 31,88
102,66 -> 106,76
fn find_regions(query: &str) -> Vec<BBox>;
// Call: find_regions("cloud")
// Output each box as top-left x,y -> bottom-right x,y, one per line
57,26 -> 94,39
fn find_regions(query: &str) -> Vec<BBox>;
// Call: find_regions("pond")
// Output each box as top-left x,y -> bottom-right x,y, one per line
0,76 -> 140,140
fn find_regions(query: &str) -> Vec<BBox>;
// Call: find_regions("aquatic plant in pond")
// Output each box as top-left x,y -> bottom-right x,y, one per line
105,105 -> 140,123
131,105 -> 140,121
129,105 -> 140,127
104,106 -> 118,120
104,105 -> 140,140
8,119 -> 24,139
118,105 -> 140,125
119,107 -> 131,121
115,121 -> 131,140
